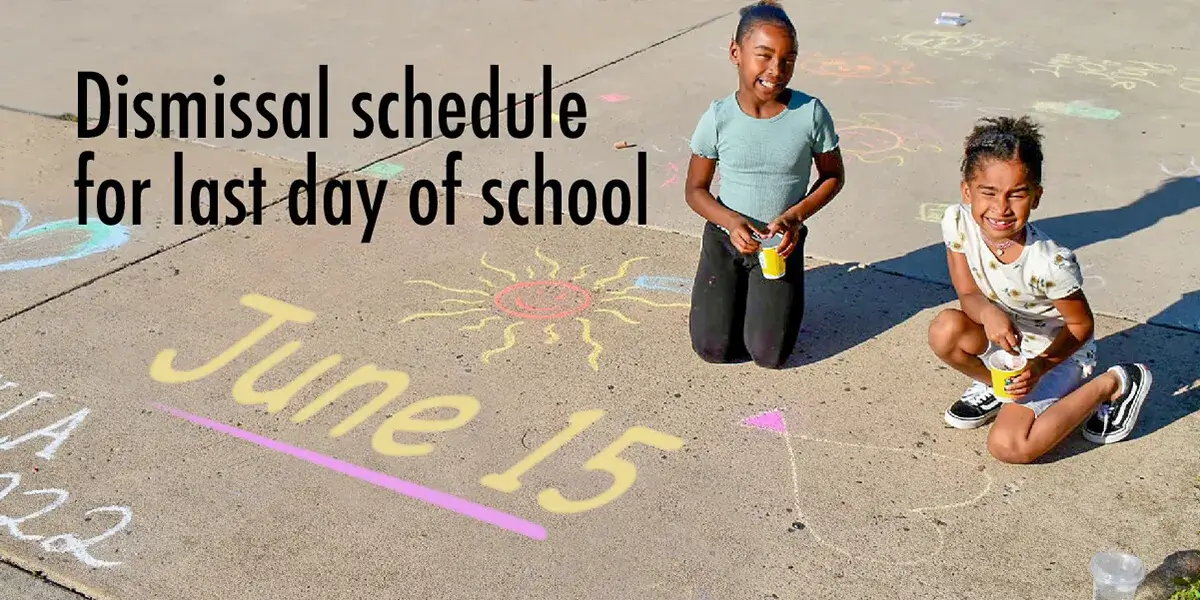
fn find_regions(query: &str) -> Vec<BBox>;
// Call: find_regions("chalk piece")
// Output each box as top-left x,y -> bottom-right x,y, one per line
743,410 -> 787,433
613,140 -> 633,149
600,93 -> 630,103
358,161 -> 405,180
935,12 -> 970,25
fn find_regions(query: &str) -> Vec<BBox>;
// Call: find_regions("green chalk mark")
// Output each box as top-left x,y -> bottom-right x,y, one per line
1032,101 -> 1121,120
358,162 -> 406,179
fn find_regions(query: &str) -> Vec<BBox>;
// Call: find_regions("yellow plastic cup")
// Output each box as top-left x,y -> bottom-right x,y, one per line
987,351 -> 1028,400
758,234 -> 786,279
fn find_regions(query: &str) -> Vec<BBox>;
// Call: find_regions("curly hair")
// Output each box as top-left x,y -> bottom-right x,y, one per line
734,0 -> 796,45
961,115 -> 1046,185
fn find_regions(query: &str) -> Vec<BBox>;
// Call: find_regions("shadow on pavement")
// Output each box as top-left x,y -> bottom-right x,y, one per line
1034,301 -> 1200,463
786,262 -> 954,367
1138,549 -> 1200,600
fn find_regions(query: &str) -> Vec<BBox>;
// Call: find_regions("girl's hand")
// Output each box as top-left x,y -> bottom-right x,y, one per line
766,214 -> 803,258
726,218 -> 765,254
981,306 -> 1021,354
1006,357 -> 1047,399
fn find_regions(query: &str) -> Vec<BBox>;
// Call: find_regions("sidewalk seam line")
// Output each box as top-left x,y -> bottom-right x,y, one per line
0,553 -> 103,599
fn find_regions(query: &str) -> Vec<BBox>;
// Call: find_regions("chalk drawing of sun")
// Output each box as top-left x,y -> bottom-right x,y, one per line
399,249 -> 689,371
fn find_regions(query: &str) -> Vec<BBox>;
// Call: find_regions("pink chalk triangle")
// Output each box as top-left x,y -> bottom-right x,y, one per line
742,410 -> 787,433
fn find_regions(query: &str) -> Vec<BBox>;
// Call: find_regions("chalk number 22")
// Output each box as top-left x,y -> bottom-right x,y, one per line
480,410 -> 684,514
0,473 -> 131,567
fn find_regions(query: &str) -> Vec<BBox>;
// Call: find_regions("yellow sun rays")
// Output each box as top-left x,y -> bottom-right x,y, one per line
399,248 -> 689,371
481,321 -> 522,364
575,317 -> 604,371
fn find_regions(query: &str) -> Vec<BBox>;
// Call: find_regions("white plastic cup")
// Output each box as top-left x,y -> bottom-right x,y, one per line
1090,550 -> 1145,600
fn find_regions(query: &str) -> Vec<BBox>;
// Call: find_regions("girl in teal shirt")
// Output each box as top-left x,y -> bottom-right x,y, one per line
685,0 -> 846,368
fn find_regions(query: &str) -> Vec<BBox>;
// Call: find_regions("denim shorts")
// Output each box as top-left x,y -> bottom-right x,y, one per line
1008,358 -> 1088,417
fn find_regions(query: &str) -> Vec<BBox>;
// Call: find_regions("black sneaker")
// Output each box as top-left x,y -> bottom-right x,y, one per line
1083,363 -> 1153,444
944,381 -> 1003,429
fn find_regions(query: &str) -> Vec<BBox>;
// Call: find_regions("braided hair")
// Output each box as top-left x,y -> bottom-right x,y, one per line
734,0 -> 796,46
961,116 -> 1045,185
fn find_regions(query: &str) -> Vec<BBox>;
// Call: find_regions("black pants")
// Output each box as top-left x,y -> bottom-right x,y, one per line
689,220 -> 806,369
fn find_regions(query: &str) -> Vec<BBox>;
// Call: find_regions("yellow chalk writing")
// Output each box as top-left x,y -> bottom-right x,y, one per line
150,294 -> 314,384
480,409 -> 605,493
371,395 -> 481,457
231,342 -> 343,413
538,425 -> 684,514
291,364 -> 410,438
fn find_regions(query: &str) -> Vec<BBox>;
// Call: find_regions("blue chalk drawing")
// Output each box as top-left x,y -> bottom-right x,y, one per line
634,275 -> 693,294
0,199 -> 131,272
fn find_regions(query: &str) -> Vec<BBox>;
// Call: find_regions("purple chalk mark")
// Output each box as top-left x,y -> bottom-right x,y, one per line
742,410 -> 787,433
152,403 -> 547,541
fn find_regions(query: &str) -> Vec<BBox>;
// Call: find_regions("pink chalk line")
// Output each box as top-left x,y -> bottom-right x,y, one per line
151,403 -> 547,541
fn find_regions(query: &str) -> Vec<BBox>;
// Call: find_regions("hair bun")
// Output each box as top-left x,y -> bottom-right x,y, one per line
740,0 -> 782,15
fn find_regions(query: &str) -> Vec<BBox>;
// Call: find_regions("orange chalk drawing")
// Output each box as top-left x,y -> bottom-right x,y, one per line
796,52 -> 932,85
838,113 -> 943,167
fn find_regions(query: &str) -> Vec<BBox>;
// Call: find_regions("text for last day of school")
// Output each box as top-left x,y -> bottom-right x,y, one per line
75,65 -> 588,141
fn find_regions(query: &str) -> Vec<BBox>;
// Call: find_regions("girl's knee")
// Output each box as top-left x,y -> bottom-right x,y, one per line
987,432 -> 1037,464
691,331 -> 741,364
747,338 -> 792,369
928,309 -> 970,355
751,351 -> 788,369
695,343 -> 735,364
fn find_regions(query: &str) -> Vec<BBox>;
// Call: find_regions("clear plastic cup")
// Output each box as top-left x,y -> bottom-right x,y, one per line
1090,550 -> 1145,600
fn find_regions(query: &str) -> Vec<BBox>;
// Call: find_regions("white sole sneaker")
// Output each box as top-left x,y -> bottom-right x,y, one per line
1082,363 -> 1153,444
944,408 -> 998,429
943,382 -> 1003,429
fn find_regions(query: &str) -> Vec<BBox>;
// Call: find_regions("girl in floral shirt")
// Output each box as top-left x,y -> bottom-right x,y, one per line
928,115 -> 1152,463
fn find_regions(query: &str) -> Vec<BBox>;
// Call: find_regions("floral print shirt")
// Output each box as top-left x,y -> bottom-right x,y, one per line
941,203 -> 1097,372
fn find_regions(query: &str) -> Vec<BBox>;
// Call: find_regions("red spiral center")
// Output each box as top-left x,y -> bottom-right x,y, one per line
493,281 -> 593,320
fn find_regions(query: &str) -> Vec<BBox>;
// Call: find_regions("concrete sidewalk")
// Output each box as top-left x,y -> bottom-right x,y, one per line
0,0 -> 1198,597
0,139 -> 1196,597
